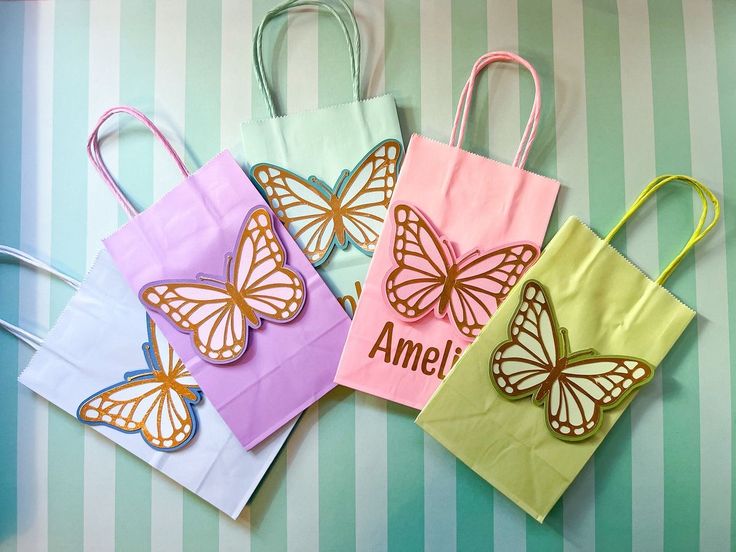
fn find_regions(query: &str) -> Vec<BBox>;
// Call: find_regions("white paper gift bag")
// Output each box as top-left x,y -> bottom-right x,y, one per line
0,245 -> 294,518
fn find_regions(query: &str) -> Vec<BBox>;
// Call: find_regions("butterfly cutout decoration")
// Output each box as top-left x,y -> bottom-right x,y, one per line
140,206 -> 306,364
490,280 -> 654,441
384,203 -> 539,341
251,139 -> 403,267
77,315 -> 202,452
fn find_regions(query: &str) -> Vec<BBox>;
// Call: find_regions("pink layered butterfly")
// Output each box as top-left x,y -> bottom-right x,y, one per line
140,207 -> 306,364
384,203 -> 539,341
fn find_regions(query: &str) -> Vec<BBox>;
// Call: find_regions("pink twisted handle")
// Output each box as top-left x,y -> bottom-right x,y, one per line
449,51 -> 541,169
87,106 -> 189,219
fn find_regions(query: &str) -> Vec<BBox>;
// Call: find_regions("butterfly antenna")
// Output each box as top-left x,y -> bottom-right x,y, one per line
560,327 -> 571,358
142,342 -> 157,365
440,237 -> 457,263
330,169 -> 350,194
198,275 -> 226,285
127,369 -> 153,382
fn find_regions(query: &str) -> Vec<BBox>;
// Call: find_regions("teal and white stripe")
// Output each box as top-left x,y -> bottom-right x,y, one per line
152,3 -> 188,551
487,3 -> 529,550
683,2 -> 731,547
1,1 -> 734,550
552,1 -> 594,549
47,5 -> 88,552
419,4 -> 456,551
618,2 -> 665,551
284,14 -> 320,552
16,3 -> 53,552
352,5 -> 391,549
712,2 -> 736,550
84,3 -> 120,550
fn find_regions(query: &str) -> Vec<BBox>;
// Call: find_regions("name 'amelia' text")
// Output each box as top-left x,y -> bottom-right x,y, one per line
368,321 -> 463,380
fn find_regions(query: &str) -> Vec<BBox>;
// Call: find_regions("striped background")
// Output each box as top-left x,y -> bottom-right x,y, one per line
0,0 -> 733,550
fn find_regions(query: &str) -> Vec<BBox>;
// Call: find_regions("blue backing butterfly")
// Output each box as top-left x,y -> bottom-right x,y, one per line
251,139 -> 402,267
77,315 -> 203,451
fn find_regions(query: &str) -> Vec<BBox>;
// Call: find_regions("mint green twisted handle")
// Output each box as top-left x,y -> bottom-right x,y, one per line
253,0 -> 361,118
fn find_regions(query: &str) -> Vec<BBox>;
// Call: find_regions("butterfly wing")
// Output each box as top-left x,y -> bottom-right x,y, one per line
77,373 -> 198,452
140,280 -> 247,363
232,207 -> 306,324
490,280 -> 559,398
337,139 -> 402,255
77,315 -> 202,451
546,357 -> 653,440
448,244 -> 539,340
385,203 -> 451,320
251,164 -> 337,266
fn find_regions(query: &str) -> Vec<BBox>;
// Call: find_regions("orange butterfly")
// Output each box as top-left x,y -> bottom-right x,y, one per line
77,315 -> 202,451
140,207 -> 306,364
490,280 -> 654,440
384,203 -> 539,341
251,140 -> 402,266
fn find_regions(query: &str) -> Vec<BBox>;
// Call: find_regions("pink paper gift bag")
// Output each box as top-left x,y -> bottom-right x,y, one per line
334,52 -> 560,409
91,106 -> 350,449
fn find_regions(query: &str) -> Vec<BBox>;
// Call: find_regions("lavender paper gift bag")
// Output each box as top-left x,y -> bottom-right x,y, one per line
93,106 -> 350,450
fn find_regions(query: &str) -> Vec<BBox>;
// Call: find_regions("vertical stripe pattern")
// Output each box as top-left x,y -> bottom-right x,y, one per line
352,6 -> 389,551
48,4 -> 89,551
617,1 -> 664,550
711,1 -> 736,550
115,3 -> 156,551
581,4 -> 632,552
17,4 -> 54,551
419,3 -> 456,551
84,2 -> 120,550
384,3 -> 423,551
152,3 -> 188,548
183,2 -> 223,550
682,1 -> 731,548
648,2 -> 701,550
0,5 -> 25,551
517,2 -> 564,547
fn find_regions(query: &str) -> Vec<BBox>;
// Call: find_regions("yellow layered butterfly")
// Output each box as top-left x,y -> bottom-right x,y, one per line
490,280 -> 654,441
77,316 -> 202,451
251,139 -> 402,267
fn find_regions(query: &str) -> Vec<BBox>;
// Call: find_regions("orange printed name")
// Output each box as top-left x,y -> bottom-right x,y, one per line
368,321 -> 463,380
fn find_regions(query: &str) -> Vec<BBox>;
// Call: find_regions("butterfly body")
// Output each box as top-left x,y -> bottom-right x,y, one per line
533,361 -> 565,405
491,280 -> 654,441
436,261 -> 460,315
77,316 -> 202,451
141,207 -> 306,364
236,283 -> 259,325
196,255 -> 263,329
127,363 -> 195,398
325,185 -> 350,247
252,139 -> 403,266
385,203 -> 540,341
128,362 -> 199,406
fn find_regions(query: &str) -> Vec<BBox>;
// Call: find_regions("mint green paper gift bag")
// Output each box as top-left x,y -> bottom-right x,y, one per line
242,0 -> 403,316
416,176 -> 720,522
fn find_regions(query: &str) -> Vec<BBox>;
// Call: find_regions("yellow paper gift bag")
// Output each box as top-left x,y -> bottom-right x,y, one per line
416,175 -> 720,522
